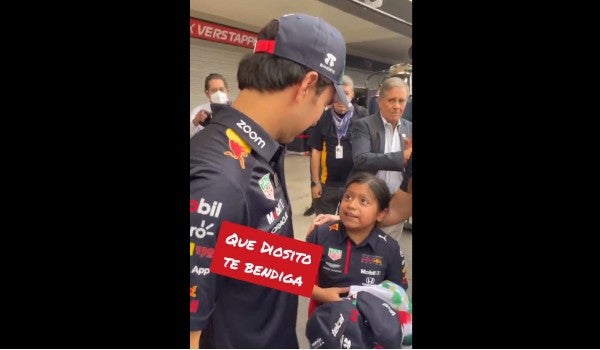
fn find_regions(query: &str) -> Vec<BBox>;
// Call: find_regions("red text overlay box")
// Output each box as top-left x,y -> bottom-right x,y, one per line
210,221 -> 323,297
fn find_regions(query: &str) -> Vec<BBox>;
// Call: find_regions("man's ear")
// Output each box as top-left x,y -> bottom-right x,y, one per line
303,71 -> 320,87
295,71 -> 320,102
376,208 -> 389,223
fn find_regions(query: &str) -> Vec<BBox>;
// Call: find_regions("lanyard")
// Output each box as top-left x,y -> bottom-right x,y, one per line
331,106 -> 354,144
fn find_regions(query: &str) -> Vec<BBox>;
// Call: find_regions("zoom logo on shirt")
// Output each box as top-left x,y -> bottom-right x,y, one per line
236,119 -> 266,149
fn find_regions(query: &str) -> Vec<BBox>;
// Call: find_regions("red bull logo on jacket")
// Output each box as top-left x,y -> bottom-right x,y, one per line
224,128 -> 251,169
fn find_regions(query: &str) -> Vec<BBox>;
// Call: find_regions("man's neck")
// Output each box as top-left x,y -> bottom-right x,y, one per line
232,89 -> 295,142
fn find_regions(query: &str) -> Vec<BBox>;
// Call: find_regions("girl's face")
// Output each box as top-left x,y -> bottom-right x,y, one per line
339,182 -> 387,232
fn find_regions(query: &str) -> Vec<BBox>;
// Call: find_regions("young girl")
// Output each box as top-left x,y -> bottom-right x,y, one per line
306,172 -> 408,308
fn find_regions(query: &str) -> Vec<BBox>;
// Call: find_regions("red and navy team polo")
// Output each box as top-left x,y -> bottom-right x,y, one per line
190,104 -> 298,348
306,220 -> 408,290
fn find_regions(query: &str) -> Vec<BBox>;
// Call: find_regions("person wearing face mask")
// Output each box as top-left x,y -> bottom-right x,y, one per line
190,73 -> 230,138
307,75 -> 368,215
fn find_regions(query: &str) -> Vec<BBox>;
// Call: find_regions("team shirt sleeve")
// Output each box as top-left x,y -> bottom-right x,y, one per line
190,171 -> 246,331
385,242 -> 409,291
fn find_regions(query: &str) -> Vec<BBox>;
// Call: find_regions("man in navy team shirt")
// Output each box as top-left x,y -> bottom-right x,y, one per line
190,13 -> 350,349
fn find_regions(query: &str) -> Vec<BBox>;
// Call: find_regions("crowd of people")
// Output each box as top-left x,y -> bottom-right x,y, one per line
190,12 -> 412,349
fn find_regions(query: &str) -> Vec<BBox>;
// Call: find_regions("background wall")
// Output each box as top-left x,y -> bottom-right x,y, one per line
190,39 -> 248,111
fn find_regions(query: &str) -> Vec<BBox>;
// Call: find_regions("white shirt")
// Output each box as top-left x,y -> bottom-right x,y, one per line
190,102 -> 211,138
376,116 -> 403,193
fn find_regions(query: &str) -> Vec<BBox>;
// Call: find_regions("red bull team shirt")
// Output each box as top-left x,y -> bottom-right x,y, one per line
306,221 -> 408,290
190,104 -> 298,348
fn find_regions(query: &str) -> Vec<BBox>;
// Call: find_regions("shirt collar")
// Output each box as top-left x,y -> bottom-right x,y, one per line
367,226 -> 388,248
212,104 -> 282,163
380,115 -> 399,129
337,222 -> 382,249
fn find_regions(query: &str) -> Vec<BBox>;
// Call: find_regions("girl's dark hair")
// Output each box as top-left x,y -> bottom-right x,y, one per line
204,73 -> 228,91
237,19 -> 331,95
345,172 -> 391,211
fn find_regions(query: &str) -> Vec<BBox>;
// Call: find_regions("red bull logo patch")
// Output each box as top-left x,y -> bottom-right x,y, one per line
360,254 -> 383,266
224,129 -> 251,169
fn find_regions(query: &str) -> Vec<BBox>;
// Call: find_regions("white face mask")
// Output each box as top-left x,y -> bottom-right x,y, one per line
210,90 -> 229,104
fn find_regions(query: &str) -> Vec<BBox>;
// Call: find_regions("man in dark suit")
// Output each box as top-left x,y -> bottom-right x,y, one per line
350,76 -> 412,242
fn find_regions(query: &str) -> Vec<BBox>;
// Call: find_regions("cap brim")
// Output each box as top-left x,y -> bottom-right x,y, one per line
333,83 -> 350,107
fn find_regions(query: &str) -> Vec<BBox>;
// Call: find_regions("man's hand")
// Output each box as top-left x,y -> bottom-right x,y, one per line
312,285 -> 350,303
193,110 -> 210,126
380,189 -> 412,227
311,183 -> 322,199
403,137 -> 412,166
306,214 -> 340,236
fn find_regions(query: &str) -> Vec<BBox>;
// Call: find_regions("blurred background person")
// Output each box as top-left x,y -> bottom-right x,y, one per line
350,77 -> 412,243
190,72 -> 230,138
308,75 -> 368,215
381,152 -> 412,227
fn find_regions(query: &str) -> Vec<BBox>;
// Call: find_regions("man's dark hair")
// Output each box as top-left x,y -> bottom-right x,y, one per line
237,19 -> 331,95
204,73 -> 228,92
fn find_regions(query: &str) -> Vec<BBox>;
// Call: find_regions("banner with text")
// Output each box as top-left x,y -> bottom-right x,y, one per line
210,221 -> 323,297
190,18 -> 258,49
